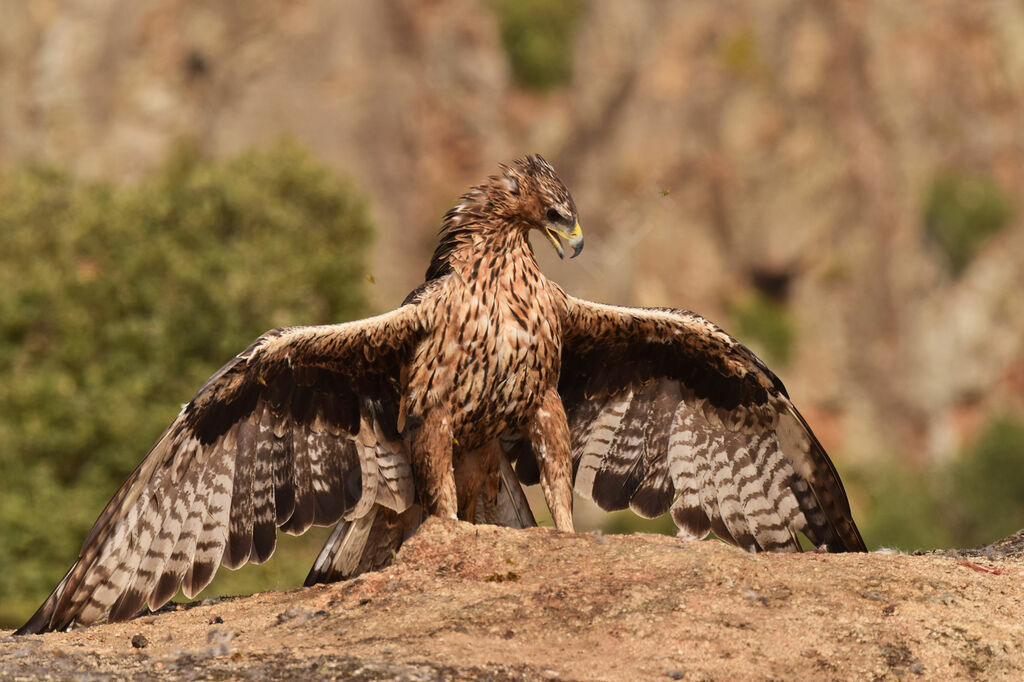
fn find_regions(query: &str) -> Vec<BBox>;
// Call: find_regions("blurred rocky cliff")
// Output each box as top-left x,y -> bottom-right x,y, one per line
3,0 -> 1023,470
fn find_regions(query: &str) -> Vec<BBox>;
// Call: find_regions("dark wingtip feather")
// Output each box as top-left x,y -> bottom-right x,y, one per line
629,475 -> 674,519
671,504 -> 712,541
249,518 -> 277,564
14,589 -> 61,635
281,491 -> 315,535
591,465 -> 641,512
182,561 -> 215,599
150,571 -> 182,611
223,530 -> 253,570
789,409 -> 868,553
708,515 -> 737,547
108,589 -> 147,623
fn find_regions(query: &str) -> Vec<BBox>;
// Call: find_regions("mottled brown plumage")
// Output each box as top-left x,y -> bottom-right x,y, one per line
17,155 -> 864,635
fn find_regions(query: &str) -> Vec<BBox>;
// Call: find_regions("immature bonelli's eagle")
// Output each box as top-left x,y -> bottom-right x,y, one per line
17,155 -> 865,635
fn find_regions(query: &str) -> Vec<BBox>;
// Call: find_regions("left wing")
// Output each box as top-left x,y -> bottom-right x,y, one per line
556,296 -> 866,553
16,305 -> 425,635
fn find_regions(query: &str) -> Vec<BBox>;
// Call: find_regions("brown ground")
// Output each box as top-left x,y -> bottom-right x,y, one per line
3,520 -> 1023,681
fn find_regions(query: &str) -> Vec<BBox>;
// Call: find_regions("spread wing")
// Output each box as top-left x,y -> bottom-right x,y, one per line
17,303 -> 427,634
557,297 -> 866,553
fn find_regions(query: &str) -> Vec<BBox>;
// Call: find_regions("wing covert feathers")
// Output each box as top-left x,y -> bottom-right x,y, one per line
561,298 -> 866,554
16,305 -> 425,634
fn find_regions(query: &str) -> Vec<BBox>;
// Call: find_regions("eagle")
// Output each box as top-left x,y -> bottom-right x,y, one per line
16,155 -> 865,635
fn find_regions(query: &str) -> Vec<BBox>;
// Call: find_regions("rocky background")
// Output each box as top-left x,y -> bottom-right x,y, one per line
2,0 -> 1024,612
5,0 -> 1023,465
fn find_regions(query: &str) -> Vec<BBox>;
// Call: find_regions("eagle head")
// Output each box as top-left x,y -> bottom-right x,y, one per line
497,154 -> 584,260
427,155 -> 585,282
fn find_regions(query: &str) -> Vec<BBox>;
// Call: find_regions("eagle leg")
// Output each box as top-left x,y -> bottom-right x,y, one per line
406,408 -> 458,519
526,388 -> 575,532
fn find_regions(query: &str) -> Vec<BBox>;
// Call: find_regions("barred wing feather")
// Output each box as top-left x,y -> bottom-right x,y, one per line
16,306 -> 424,634
560,298 -> 865,553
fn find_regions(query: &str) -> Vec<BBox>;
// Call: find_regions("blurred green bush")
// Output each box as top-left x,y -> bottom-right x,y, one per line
853,414 -> 1024,552
717,27 -> 763,80
924,171 -> 1013,276
0,142 -> 373,627
942,415 -> 1024,547
849,458 -> 954,552
729,292 -> 795,367
491,0 -> 584,91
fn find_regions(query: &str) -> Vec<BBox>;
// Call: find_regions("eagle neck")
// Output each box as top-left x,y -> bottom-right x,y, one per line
425,187 -> 537,282
451,223 -> 537,282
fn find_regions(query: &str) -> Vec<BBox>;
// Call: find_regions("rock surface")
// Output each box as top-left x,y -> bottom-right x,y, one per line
3,519 -> 1022,680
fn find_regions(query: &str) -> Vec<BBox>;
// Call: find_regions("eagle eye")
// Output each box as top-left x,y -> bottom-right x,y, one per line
546,207 -> 567,224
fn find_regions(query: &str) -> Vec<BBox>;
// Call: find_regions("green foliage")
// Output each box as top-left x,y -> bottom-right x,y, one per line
924,171 -> 1013,275
729,292 -> 795,367
717,27 -> 762,79
0,142 -> 373,627
942,415 -> 1024,547
491,0 -> 584,91
850,414 -> 1024,552
847,459 -> 952,552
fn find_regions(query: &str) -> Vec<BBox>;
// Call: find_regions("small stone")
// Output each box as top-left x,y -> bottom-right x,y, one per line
666,670 -> 684,680
131,634 -> 149,649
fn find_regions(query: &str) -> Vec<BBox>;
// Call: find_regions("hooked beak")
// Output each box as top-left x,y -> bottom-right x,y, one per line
543,221 -> 584,259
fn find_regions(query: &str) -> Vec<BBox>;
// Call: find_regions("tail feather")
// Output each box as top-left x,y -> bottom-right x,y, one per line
306,444 -> 536,587
487,451 -> 537,529
304,505 -> 423,586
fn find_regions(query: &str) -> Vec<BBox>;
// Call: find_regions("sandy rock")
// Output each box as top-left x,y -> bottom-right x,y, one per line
3,519 -> 1022,680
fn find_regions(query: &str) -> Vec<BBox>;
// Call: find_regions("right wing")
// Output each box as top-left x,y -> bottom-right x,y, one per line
17,302 -> 427,634
556,297 -> 866,553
